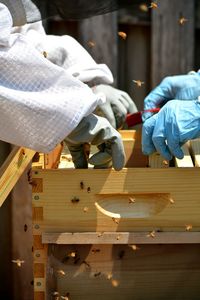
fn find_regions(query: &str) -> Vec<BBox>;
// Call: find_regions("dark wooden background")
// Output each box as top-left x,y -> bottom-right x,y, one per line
0,1 -> 200,299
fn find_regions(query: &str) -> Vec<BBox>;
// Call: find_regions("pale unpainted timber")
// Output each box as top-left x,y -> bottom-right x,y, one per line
190,139 -> 200,167
32,168 -> 200,233
42,232 -> 200,245
0,146 -> 35,207
174,142 -> 193,167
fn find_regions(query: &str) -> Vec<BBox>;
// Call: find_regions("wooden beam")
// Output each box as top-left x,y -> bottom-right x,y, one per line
42,232 -> 200,244
0,146 -> 35,207
152,0 -> 194,87
174,143 -> 193,167
190,139 -> 200,167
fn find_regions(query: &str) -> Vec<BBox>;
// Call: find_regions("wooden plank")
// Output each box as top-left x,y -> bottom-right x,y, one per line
149,153 -> 169,168
44,143 -> 63,169
152,0 -> 194,87
32,168 -> 200,232
175,143 -> 194,167
47,244 -> 200,300
79,13 -> 118,83
0,146 -> 35,207
42,232 -> 200,244
34,292 -> 45,300
120,129 -> 148,168
190,139 -> 200,166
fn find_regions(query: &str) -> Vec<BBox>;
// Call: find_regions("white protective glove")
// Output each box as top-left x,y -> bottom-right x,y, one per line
65,114 -> 125,170
93,84 -> 138,129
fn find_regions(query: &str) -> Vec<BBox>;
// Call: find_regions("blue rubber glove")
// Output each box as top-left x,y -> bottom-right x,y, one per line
142,99 -> 200,160
142,72 -> 200,122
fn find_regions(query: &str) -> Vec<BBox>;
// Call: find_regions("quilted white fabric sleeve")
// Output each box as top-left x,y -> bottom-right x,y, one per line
12,22 -> 114,86
0,4 -> 103,152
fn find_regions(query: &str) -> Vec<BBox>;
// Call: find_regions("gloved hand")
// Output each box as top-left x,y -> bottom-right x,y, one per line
142,99 -> 200,160
64,114 -> 125,170
142,72 -> 200,122
93,84 -> 138,129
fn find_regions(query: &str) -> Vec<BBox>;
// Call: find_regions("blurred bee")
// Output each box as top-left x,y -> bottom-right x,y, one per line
112,217 -> 119,224
129,244 -> 140,251
132,80 -> 145,87
57,269 -> 66,276
179,17 -> 188,25
186,224 -> 192,231
129,197 -> 136,204
94,271 -> 101,277
147,230 -> 156,238
111,279 -> 119,287
118,31 -> 127,40
107,273 -> 113,280
91,248 -> 100,254
61,293 -> 70,300
42,51 -> 48,58
67,251 -> 77,258
98,232 -> 103,237
80,181 -> 84,190
88,40 -> 95,48
139,4 -> 148,12
52,291 -> 60,300
12,259 -> 25,267
162,160 -> 169,167
83,207 -> 89,213
169,197 -> 175,204
149,2 -> 158,9
116,235 -> 121,241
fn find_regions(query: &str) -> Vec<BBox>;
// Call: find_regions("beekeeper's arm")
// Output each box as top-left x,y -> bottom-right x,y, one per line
0,3 -> 125,170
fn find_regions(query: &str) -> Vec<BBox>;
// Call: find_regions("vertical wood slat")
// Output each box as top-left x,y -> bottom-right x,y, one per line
79,13 -> 118,84
174,143 -> 194,167
152,0 -> 195,87
190,139 -> 200,167
33,201 -> 47,300
0,146 -> 35,207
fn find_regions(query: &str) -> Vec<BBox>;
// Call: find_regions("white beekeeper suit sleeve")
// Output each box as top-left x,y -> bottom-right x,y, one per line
11,21 -> 114,87
0,3 -> 104,153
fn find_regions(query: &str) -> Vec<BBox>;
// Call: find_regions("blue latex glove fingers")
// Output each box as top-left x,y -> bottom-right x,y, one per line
142,99 -> 200,160
142,73 -> 200,122
142,77 -> 173,122
142,115 -> 157,155
152,137 -> 173,161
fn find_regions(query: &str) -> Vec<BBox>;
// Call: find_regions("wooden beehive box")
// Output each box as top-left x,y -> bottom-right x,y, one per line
32,130 -> 200,300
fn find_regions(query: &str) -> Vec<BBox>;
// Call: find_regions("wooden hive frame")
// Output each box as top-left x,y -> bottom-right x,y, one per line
31,130 -> 200,300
